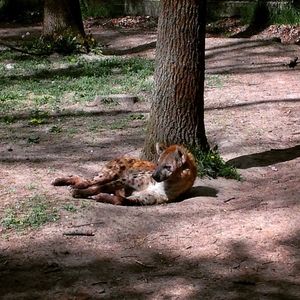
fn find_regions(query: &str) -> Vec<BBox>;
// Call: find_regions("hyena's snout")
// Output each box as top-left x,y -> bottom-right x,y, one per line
152,169 -> 163,182
152,165 -> 171,182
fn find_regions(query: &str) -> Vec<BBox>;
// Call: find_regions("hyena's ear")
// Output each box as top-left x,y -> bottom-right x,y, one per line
155,142 -> 167,155
176,147 -> 187,165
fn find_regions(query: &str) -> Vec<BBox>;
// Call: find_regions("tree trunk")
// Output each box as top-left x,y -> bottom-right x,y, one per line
142,0 -> 209,161
43,0 -> 85,37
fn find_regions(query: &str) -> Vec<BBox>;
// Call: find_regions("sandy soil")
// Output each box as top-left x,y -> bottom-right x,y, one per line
0,23 -> 299,300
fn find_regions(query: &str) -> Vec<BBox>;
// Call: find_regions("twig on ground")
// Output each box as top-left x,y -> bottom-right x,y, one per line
63,231 -> 95,236
224,197 -> 236,203
134,260 -> 155,268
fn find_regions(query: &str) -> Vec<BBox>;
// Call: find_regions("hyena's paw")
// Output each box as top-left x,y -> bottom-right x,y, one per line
91,193 -> 123,205
71,188 -> 83,198
72,182 -> 91,189
52,176 -> 72,186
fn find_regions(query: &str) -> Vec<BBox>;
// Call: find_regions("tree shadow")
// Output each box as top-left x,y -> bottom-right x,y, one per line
186,185 -> 218,198
171,185 -> 218,204
0,229 -> 299,299
205,38 -> 298,75
227,145 -> 300,169
102,41 -> 156,56
206,98 -> 300,111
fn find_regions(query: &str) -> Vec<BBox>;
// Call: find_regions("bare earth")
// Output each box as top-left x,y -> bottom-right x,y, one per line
0,23 -> 299,299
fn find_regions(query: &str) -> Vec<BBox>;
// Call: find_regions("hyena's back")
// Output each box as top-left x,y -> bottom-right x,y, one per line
52,157 -> 156,192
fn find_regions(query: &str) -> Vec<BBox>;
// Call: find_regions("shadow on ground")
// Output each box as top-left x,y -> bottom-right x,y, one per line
0,230 -> 299,299
227,145 -> 300,169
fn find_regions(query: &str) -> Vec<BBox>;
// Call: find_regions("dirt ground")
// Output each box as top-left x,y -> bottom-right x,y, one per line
0,21 -> 300,300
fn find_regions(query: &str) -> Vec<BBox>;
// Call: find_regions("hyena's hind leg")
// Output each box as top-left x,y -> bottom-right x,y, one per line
71,180 -> 127,199
52,168 -> 119,189
52,175 -> 96,189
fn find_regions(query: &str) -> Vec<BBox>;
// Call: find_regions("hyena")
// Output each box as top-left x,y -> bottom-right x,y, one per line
52,144 -> 197,205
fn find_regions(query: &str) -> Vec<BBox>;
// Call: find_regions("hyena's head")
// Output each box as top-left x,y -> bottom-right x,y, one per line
152,143 -> 188,182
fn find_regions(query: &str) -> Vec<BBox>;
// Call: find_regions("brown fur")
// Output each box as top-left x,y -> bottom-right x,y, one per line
52,144 -> 197,206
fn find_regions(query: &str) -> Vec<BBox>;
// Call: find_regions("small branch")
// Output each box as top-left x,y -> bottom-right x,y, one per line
224,197 -> 235,203
91,281 -> 107,286
134,260 -> 155,268
233,280 -> 256,286
63,231 -> 95,236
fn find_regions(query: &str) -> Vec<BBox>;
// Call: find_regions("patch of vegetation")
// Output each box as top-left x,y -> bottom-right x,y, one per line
239,2 -> 300,26
108,113 -> 146,130
0,52 -> 154,115
100,97 -> 120,106
62,203 -> 78,213
191,147 -> 241,180
29,110 -> 49,126
80,0 -> 123,18
27,135 -> 40,144
205,74 -> 225,88
238,1 -> 270,26
49,125 -> 62,133
109,118 -> 128,130
1,195 -> 59,231
269,5 -> 300,25
24,33 -> 99,55
0,115 -> 15,124
128,113 -> 145,121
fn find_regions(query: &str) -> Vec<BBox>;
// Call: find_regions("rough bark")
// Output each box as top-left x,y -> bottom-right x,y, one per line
43,0 -> 85,37
142,0 -> 209,161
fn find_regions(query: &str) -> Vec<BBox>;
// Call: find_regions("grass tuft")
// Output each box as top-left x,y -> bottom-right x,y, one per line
1,195 -> 59,231
191,147 -> 241,180
239,2 -> 300,26
269,5 -> 300,25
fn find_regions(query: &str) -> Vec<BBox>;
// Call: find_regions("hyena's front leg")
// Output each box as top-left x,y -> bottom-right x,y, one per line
90,192 -> 161,206
90,193 -> 124,205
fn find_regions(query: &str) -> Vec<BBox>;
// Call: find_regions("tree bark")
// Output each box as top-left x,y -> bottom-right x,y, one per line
142,0 -> 209,161
43,0 -> 85,37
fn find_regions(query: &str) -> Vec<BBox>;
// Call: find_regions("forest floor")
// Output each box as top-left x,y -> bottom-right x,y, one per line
0,18 -> 299,299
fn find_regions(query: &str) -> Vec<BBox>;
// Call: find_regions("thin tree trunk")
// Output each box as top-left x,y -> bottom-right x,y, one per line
142,0 -> 209,161
43,0 -> 85,37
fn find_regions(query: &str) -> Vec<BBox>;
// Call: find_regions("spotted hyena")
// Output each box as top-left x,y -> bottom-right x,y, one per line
52,144 -> 197,205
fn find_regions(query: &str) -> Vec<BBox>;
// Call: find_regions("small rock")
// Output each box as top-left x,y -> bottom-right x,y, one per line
5,63 -> 15,70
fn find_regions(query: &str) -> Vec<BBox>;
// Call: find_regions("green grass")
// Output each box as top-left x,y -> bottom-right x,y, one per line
239,2 -> 300,26
205,74 -> 225,88
0,51 -> 154,117
62,203 -> 78,213
1,195 -> 59,230
269,5 -> 300,25
191,147 -> 241,180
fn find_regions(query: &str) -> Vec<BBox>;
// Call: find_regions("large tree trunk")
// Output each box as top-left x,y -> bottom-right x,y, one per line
43,0 -> 85,37
142,0 -> 209,161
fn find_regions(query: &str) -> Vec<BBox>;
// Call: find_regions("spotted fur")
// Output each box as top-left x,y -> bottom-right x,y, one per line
52,144 -> 197,206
